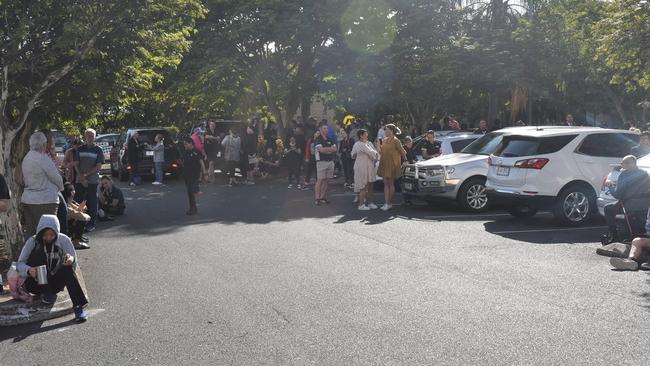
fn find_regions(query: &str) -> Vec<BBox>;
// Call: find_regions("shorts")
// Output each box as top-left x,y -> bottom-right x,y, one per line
316,160 -> 335,179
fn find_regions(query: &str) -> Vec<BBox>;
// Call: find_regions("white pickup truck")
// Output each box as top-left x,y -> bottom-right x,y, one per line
401,127 -> 533,212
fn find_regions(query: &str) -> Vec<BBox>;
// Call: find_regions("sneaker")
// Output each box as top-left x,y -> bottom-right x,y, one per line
358,204 -> 371,211
74,241 -> 90,250
610,257 -> 639,271
245,180 -> 255,185
380,204 -> 391,211
368,203 -> 379,210
352,196 -> 359,204
297,184 -> 303,189
641,262 -> 650,271
129,182 -> 136,186
84,226 -> 96,233
152,181 -> 162,185
288,184 -> 293,189
41,292 -> 57,305
74,305 -> 88,323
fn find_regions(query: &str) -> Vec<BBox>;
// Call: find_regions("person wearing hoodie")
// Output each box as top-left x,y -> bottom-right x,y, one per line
602,155 -> 650,243
21,131 -> 65,238
16,215 -> 89,322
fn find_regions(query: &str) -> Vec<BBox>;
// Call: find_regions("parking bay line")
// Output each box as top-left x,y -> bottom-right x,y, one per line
492,226 -> 606,235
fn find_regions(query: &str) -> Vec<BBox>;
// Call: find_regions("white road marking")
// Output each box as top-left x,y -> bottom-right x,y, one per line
492,226 -> 606,234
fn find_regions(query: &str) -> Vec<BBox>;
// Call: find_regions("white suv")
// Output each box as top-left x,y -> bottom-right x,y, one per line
486,127 -> 639,225
402,128 -> 527,212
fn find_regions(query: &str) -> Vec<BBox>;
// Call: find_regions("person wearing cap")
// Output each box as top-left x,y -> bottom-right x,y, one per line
181,137 -> 202,215
602,155 -> 650,243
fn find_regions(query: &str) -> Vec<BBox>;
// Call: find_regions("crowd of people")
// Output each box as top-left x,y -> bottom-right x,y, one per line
0,128 -> 128,322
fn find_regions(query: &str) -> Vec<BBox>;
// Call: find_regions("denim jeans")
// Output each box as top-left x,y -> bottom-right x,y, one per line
129,161 -> 140,184
74,183 -> 98,228
154,162 -> 164,183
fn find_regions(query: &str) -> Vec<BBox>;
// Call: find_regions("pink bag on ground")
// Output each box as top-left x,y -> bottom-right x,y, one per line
7,263 -> 33,303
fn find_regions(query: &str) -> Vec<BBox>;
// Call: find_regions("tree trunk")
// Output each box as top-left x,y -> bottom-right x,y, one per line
0,128 -> 22,261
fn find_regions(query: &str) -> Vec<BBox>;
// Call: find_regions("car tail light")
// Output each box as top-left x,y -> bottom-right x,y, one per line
171,162 -> 179,169
126,164 -> 133,171
514,158 -> 549,169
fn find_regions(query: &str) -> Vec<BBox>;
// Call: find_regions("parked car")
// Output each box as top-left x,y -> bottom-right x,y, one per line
596,154 -> 650,216
96,133 -> 120,173
110,128 -> 181,182
486,127 -> 639,225
401,127 -> 536,212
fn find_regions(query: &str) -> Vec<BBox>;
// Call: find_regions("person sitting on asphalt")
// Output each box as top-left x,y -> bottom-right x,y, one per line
602,155 -> 650,243
631,131 -> 650,158
420,130 -> 441,160
98,175 -> 125,221
610,208 -> 650,271
63,182 -> 91,250
16,214 -> 89,322
259,146 -> 280,180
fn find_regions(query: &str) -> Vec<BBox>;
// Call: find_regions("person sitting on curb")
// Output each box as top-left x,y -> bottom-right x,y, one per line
610,207 -> 650,271
601,155 -> 650,244
63,182 -> 91,250
16,215 -> 89,322
98,175 -> 125,221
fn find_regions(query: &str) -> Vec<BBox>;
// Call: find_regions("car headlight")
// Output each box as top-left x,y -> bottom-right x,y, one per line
445,167 -> 455,175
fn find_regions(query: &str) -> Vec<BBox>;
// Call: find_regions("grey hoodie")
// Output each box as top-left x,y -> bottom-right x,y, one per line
16,214 -> 77,277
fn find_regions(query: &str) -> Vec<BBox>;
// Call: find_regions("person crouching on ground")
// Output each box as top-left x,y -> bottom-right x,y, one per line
16,215 -> 89,322
182,137 -> 202,215
98,175 -> 125,221
351,129 -> 379,210
259,147 -> 280,180
63,182 -> 91,250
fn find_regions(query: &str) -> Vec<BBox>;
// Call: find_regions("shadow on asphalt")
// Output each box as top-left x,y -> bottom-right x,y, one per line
0,319 -> 76,343
93,180 -> 605,245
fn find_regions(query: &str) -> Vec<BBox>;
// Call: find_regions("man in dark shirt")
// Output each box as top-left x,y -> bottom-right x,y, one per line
474,119 -> 490,135
0,173 -> 10,213
182,137 -> 202,215
314,124 -> 337,205
98,176 -> 125,220
74,128 -> 104,232
421,130 -> 441,160
631,131 -> 650,158
127,131 -> 144,186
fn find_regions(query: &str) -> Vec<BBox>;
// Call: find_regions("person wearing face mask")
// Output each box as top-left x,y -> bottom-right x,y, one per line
16,215 -> 89,322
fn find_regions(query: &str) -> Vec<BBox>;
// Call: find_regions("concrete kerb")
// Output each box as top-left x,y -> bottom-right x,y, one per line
0,266 -> 89,326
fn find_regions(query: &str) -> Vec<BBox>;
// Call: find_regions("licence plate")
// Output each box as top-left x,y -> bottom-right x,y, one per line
404,183 -> 413,191
146,151 -> 154,157
497,166 -> 510,176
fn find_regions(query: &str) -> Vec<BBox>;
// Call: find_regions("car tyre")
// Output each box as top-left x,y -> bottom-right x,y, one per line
554,185 -> 595,226
457,177 -> 488,213
507,205 -> 538,218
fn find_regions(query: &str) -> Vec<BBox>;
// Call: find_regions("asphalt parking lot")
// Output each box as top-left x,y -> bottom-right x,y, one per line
1,178 -> 648,365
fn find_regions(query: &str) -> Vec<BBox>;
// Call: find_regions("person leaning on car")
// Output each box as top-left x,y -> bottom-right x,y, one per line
603,155 -> 650,242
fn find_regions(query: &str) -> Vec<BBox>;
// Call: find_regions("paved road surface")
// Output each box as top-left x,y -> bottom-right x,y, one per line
1,179 -> 648,365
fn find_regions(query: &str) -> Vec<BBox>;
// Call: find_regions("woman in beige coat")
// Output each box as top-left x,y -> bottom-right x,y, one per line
377,124 -> 406,211
351,129 -> 380,211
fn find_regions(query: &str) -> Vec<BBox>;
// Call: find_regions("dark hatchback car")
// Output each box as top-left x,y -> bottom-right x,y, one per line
110,128 -> 181,181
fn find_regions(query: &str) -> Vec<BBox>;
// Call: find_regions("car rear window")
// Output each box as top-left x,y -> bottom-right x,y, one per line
131,130 -> 173,146
494,135 -> 577,157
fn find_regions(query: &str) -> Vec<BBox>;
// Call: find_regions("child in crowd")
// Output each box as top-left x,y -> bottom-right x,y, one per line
284,136 -> 302,188
182,137 -> 202,215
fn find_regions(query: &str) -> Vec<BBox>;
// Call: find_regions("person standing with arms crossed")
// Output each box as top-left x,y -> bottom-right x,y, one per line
377,124 -> 406,211
314,124 -> 337,205
73,129 -> 104,232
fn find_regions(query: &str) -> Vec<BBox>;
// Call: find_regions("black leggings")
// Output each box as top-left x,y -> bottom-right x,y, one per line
67,220 -> 85,241
185,178 -> 198,211
25,266 -> 88,307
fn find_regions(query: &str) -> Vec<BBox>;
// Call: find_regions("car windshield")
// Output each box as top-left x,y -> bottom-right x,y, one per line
460,132 -> 504,155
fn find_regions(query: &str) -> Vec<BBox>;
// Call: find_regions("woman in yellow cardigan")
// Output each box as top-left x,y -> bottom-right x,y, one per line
377,124 -> 406,211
